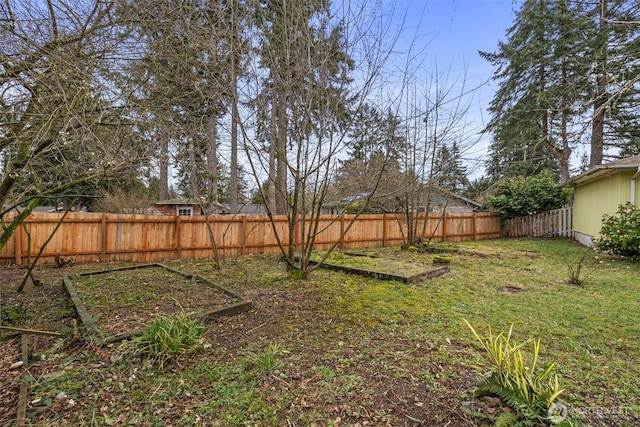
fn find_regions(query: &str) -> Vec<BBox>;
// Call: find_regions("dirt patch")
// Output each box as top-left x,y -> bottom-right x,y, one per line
0,337 -> 21,424
500,285 -> 524,294
68,264 -> 243,338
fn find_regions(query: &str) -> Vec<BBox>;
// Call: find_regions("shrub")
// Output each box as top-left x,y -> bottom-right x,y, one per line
490,170 -> 570,219
594,203 -> 640,258
562,249 -> 594,286
134,311 -> 205,367
464,320 -> 570,426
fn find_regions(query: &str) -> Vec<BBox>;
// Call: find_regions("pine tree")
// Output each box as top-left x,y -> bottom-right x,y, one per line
483,0 -> 640,177
482,0 -> 589,183
432,141 -> 469,193
345,104 -> 406,162
588,0 -> 640,164
121,0 -> 236,206
251,0 -> 356,270
333,104 -> 408,212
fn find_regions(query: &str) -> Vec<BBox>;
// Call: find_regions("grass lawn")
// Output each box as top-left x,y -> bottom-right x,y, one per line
1,238 -> 638,426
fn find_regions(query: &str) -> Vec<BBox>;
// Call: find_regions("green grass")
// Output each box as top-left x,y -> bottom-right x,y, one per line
27,239 -> 639,426
309,249 -> 435,277
307,239 -> 640,421
332,240 -> 640,402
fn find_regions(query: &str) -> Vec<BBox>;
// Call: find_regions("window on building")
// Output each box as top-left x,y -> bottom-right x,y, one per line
177,207 -> 193,216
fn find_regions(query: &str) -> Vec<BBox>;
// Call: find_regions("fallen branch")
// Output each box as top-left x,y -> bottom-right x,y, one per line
245,319 -> 271,335
0,326 -> 63,337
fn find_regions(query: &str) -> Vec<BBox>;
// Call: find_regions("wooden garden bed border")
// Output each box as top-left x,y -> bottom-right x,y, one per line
63,263 -> 252,345
305,258 -> 450,284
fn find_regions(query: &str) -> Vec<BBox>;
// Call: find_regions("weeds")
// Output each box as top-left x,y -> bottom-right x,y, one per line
133,310 -> 205,368
1,301 -> 29,325
243,343 -> 279,373
563,249 -> 594,286
15,239 -> 640,426
192,349 -> 278,425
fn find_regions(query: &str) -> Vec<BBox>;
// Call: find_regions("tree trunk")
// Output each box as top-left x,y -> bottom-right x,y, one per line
275,88 -> 288,216
229,1 -> 239,214
560,102 -> 571,183
590,0 -> 608,167
268,87 -> 278,214
230,57 -> 239,214
159,133 -> 169,200
559,58 -> 571,183
206,114 -> 218,214
188,138 -> 199,201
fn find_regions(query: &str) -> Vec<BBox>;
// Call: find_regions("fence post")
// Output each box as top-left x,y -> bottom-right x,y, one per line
101,214 -> 107,261
442,213 -> 447,241
14,223 -> 22,265
176,216 -> 182,259
382,214 -> 387,246
239,215 -> 247,255
340,215 -> 345,249
472,213 -> 478,240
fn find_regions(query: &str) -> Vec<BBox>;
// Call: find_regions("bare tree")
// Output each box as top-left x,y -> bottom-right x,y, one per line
397,64 -> 480,248
0,0 -> 141,252
235,0 -> 430,276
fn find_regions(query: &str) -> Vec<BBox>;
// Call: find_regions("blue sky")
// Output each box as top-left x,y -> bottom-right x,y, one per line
410,0 -> 518,64
392,0 -> 521,177
413,0 -> 519,99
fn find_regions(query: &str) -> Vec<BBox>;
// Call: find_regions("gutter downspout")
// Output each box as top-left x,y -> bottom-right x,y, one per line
631,167 -> 640,205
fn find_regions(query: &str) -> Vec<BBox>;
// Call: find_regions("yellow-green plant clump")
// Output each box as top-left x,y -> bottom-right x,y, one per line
464,320 -> 574,426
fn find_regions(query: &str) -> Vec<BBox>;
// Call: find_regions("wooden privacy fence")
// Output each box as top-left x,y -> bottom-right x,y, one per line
501,207 -> 573,238
1,211 -> 501,265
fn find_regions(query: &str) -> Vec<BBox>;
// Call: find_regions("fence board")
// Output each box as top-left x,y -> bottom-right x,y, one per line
502,207 -> 573,238
0,211 -> 501,265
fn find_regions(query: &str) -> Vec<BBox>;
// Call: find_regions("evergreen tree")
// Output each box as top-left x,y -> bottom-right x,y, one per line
345,104 -> 406,162
482,0 -> 589,183
482,0 -> 640,179
463,176 -> 494,206
590,1 -> 640,164
121,0 -> 236,206
250,0 -> 357,271
333,104 -> 408,212
431,141 -> 469,193
254,0 -> 353,216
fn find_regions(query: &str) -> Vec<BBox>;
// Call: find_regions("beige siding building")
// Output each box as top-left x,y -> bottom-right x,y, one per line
564,155 -> 640,246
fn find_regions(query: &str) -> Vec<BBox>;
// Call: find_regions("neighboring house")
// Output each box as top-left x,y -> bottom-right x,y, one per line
9,205 -> 88,213
235,203 -> 267,215
427,187 -> 483,213
153,201 -> 205,217
321,187 -> 483,215
563,155 -> 640,246
153,201 -> 267,216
